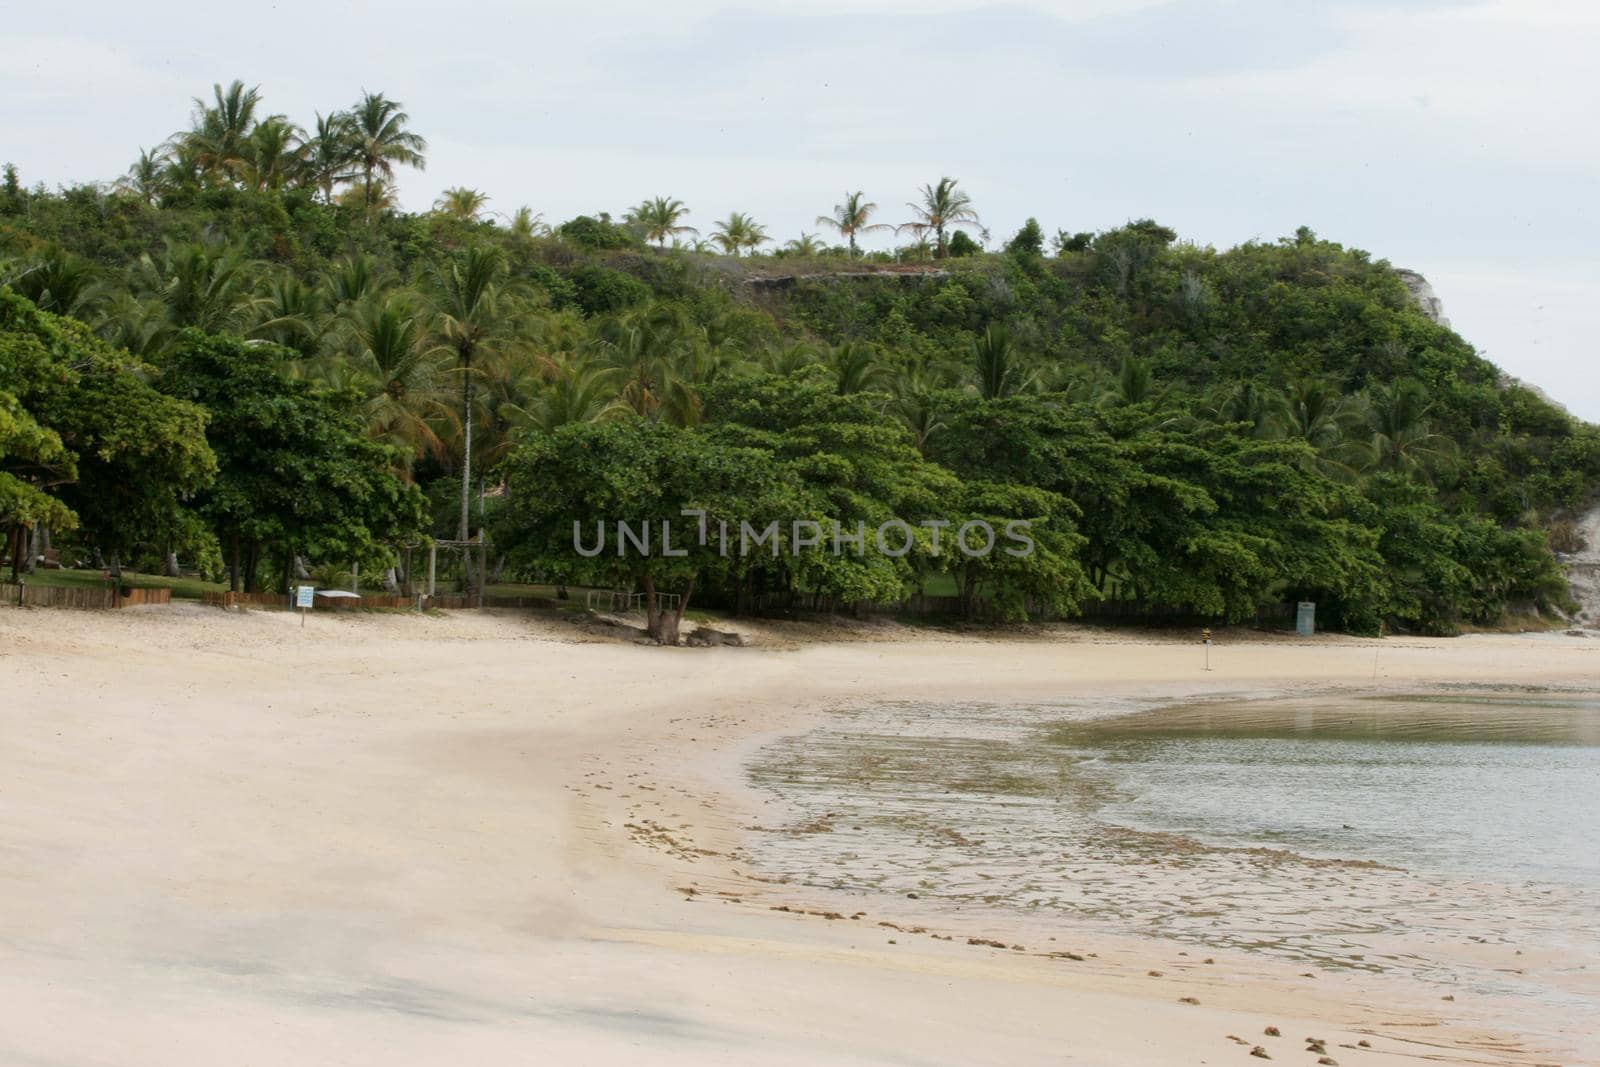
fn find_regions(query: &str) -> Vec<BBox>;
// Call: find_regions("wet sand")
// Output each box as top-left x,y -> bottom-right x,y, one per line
2,604 -> 1597,1065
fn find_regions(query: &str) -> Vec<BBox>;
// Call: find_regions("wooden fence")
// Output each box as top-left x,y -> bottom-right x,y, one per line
198,589 -> 554,612
2,583 -> 171,609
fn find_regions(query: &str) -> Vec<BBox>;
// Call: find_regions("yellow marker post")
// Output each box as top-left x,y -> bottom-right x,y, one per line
1201,627 -> 1212,671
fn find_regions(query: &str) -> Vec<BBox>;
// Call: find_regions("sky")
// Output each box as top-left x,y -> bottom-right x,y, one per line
4,0 -> 1596,420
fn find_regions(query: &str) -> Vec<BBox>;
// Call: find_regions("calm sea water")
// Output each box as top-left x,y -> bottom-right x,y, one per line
1057,695 -> 1600,890
745,689 -> 1600,1017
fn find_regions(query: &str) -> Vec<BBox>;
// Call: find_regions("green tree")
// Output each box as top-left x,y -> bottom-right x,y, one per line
901,177 -> 980,259
429,245 -> 511,540
159,331 -> 423,592
433,187 -> 490,222
349,91 -> 428,217
626,196 -> 697,248
816,191 -> 889,257
710,212 -> 769,256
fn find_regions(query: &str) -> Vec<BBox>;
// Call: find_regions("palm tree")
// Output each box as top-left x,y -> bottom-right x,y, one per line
433,187 -> 490,222
302,111 -> 356,203
710,212 -> 769,256
323,253 -> 387,308
1,246 -> 103,319
597,306 -> 689,418
627,196 -> 697,248
511,360 -> 629,433
817,191 -> 890,257
184,80 -> 262,182
430,246 -> 509,540
826,341 -> 891,395
117,148 -> 169,206
902,177 -> 980,259
349,91 -> 428,217
783,233 -> 825,257
1366,378 -> 1456,478
971,325 -> 1036,400
1209,380 -> 1285,440
239,116 -> 306,192
506,206 -> 547,238
132,241 -> 264,335
1282,379 -> 1371,479
342,294 -> 447,470
250,273 -> 328,357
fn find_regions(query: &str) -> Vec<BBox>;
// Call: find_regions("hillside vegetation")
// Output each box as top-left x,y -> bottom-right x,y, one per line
4,81 -> 1596,639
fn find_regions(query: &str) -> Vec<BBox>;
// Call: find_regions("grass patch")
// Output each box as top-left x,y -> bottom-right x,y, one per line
10,567 -> 225,600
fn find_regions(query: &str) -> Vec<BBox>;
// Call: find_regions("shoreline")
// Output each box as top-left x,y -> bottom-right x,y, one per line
2,605 -> 1596,1065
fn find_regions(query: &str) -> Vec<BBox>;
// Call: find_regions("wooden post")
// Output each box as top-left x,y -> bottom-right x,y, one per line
477,529 -> 487,609
427,542 -> 437,597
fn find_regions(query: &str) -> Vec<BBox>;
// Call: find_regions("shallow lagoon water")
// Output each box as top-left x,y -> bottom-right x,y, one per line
1058,695 -> 1600,889
744,690 -> 1600,1020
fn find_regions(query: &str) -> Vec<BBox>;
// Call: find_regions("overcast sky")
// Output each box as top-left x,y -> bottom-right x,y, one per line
4,0 -> 1595,420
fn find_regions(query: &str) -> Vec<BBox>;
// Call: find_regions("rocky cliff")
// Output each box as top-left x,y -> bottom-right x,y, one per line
1395,268 -> 1451,328
1562,505 -> 1600,629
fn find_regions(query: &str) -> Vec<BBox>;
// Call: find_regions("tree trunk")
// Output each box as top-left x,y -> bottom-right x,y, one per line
459,352 -> 473,542
229,536 -> 241,593
383,567 -> 399,593
22,523 -> 39,574
664,575 -> 696,646
642,574 -> 663,642
163,544 -> 180,578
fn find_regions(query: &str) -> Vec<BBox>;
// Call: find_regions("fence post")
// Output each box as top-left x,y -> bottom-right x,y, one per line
427,542 -> 437,597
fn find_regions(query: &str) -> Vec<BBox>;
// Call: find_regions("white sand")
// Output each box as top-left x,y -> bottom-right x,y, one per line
2,604 -> 1595,1065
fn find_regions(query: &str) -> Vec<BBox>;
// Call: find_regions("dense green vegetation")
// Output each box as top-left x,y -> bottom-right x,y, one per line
3,81 -> 1595,637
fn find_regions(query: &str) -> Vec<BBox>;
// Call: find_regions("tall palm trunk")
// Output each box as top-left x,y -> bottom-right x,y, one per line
459,351 -> 473,541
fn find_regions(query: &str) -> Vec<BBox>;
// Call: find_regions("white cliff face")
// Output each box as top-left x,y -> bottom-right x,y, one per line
1563,506 -> 1600,629
1395,268 -> 1451,328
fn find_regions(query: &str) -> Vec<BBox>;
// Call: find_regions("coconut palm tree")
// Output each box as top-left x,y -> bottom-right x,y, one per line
710,212 -> 769,256
1282,379 -> 1371,479
433,187 -> 490,222
596,306 -> 690,419
239,116 -> 306,192
249,273 -> 328,357
429,245 -> 509,539
783,233 -> 825,257
1,246 -> 104,319
117,147 -> 169,206
817,191 -> 890,257
302,111 -> 356,203
627,196 -> 697,248
323,253 -> 387,309
826,341 -> 892,395
511,360 -> 629,433
1365,378 -> 1456,479
132,240 -> 265,335
341,294 -> 448,470
971,325 -> 1037,400
1209,380 -> 1286,440
349,91 -> 428,217
506,206 -> 547,238
902,176 -> 980,259
184,80 -> 262,183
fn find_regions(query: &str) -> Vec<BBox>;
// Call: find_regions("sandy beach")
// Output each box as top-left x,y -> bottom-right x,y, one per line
2,604 -> 1596,1066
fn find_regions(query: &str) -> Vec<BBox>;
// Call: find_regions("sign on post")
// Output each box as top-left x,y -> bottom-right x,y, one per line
294,584 -> 314,626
